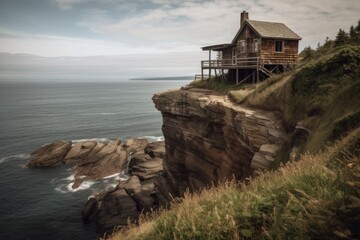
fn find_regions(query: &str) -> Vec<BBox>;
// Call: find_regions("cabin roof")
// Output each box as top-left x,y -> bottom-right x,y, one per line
232,20 -> 302,43
201,43 -> 234,51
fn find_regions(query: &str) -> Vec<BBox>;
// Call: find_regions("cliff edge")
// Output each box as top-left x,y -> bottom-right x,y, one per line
153,88 -> 287,203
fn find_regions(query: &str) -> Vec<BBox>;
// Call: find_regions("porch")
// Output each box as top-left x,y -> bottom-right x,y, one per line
199,57 -> 276,84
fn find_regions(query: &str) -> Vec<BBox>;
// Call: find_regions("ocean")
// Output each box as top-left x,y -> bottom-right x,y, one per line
0,80 -> 190,240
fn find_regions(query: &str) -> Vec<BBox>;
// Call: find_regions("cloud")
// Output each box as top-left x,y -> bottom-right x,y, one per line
0,29 -> 155,57
77,0 -> 360,50
2,0 -> 359,57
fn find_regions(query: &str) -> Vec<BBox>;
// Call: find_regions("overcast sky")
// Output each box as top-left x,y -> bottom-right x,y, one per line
0,0 -> 359,81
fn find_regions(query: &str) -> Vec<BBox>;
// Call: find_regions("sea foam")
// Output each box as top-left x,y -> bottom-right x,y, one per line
141,136 -> 165,142
0,153 -> 30,164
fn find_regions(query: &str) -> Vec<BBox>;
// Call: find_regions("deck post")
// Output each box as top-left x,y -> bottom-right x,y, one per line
256,57 -> 260,84
236,69 -> 239,85
201,61 -> 204,81
208,50 -> 211,82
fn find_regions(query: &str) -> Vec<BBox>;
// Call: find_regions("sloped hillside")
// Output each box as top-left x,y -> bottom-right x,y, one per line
111,33 -> 360,240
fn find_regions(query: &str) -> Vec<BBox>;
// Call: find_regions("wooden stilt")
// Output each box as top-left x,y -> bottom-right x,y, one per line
221,68 -> 224,83
201,67 -> 204,81
236,69 -> 239,85
208,50 -> 211,82
256,58 -> 260,84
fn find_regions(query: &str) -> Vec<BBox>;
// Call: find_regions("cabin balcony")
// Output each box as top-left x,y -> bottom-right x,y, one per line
201,57 -> 260,70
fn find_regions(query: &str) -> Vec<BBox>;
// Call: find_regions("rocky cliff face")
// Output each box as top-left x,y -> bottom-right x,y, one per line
153,88 -> 287,204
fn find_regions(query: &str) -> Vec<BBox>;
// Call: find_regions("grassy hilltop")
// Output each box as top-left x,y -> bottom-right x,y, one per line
111,24 -> 360,240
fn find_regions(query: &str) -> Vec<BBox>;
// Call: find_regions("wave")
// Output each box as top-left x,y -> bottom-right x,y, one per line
55,170 -> 125,194
78,112 -> 117,116
55,180 -> 96,193
71,138 -> 111,143
141,136 -> 164,142
0,153 -> 30,164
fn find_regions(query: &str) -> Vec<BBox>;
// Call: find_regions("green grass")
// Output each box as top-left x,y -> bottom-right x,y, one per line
244,44 -> 360,151
110,37 -> 360,240
112,128 -> 360,240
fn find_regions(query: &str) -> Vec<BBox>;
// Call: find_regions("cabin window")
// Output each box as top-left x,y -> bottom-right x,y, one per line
239,40 -> 245,53
232,48 -> 236,64
275,40 -> 284,52
254,40 -> 258,52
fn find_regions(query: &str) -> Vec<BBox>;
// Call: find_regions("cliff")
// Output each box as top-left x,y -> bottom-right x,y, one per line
153,88 -> 287,202
112,42 -> 360,240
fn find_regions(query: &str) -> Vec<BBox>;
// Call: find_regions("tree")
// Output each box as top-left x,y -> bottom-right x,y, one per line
301,46 -> 314,60
349,25 -> 357,38
355,19 -> 360,33
335,28 -> 348,46
317,42 -> 321,50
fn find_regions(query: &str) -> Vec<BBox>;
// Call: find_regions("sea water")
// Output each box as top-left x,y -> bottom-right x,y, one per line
0,80 -> 189,240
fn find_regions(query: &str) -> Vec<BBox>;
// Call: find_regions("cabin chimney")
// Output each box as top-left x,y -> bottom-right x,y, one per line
240,11 -> 249,27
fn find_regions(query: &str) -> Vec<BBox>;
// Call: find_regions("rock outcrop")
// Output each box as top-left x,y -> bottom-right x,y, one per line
81,141 -> 164,235
153,88 -> 287,204
26,140 -> 72,167
26,139 -> 163,190
27,138 -> 165,235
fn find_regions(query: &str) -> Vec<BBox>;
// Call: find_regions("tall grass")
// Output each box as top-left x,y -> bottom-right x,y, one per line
111,128 -> 360,240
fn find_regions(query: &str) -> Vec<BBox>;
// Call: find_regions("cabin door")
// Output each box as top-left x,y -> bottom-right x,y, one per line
232,48 -> 236,65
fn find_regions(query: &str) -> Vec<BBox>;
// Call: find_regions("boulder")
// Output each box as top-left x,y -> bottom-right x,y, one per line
95,189 -> 140,234
129,153 -> 163,180
63,141 -> 97,164
26,140 -> 72,167
82,196 -> 100,223
73,142 -> 128,187
123,176 -> 142,196
144,141 -> 165,158
123,138 -> 148,155
133,191 -> 155,212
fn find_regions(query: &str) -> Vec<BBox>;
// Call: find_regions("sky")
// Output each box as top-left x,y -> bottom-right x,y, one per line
0,0 -> 359,81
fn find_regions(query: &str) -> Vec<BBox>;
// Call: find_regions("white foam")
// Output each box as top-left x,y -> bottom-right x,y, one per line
102,173 -> 119,179
65,174 -> 75,181
0,153 -> 30,164
105,184 -> 117,191
67,180 -> 96,192
71,138 -> 110,143
55,180 -> 96,193
116,173 -> 130,181
78,112 -> 117,116
141,136 -> 165,142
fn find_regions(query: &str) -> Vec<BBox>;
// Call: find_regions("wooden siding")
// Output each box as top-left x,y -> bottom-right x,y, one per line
260,39 -> 299,64
215,23 -> 299,68
235,25 -> 260,58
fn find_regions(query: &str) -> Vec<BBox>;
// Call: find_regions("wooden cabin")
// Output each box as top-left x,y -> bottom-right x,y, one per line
199,11 -> 301,83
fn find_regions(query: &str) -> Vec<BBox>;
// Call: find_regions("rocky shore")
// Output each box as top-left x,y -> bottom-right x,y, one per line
26,87 -> 292,237
26,138 -> 165,235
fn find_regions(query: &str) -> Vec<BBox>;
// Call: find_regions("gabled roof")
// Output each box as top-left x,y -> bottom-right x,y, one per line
231,20 -> 302,44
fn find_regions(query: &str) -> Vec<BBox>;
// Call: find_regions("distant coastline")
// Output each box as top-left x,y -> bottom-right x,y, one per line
130,76 -> 193,81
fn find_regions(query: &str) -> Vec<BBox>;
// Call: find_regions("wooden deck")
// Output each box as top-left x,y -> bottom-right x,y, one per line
199,56 -> 296,83
202,57 -> 260,69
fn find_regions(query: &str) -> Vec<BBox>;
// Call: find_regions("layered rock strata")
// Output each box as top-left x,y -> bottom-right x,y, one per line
82,141 -> 165,235
153,88 -> 286,204
27,139 -> 165,235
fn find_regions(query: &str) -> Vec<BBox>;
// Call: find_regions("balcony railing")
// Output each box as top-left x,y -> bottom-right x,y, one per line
201,57 -> 260,68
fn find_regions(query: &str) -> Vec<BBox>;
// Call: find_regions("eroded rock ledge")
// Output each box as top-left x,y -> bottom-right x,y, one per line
26,139 -> 165,235
153,88 -> 287,204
